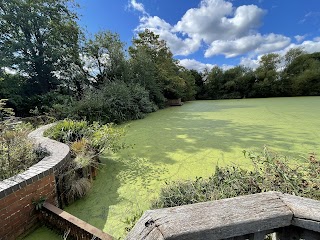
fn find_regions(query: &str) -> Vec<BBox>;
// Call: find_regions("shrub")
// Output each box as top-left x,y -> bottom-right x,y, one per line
72,81 -> 156,124
0,122 -> 48,180
45,119 -> 127,204
0,99 -> 14,121
44,119 -> 89,143
45,120 -> 126,155
152,147 -> 319,208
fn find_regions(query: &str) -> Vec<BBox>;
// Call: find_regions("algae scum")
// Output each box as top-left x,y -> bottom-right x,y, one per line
25,97 -> 320,239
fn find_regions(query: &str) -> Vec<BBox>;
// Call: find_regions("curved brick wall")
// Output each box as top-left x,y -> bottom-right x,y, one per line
0,123 -> 70,240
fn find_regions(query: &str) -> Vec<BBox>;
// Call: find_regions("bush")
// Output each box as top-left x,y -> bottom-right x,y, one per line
45,120 -> 126,155
44,119 -> 89,143
0,122 -> 48,180
72,81 -> 156,124
45,119 -> 127,204
152,147 -> 319,208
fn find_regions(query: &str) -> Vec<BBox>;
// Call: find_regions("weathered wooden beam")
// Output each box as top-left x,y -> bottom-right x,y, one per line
279,193 -> 320,233
126,192 -> 293,240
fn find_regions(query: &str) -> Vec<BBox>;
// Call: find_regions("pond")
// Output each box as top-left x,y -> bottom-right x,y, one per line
26,97 -> 320,239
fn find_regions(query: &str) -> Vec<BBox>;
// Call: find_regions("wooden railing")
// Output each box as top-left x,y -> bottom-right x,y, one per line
126,192 -> 320,240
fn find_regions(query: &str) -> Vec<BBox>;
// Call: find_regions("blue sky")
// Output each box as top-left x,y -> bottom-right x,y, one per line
76,0 -> 320,72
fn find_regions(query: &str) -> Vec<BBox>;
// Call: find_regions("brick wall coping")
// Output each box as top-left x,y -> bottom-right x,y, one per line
0,123 -> 70,199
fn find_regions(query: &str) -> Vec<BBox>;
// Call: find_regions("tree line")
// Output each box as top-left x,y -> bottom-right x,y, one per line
1,0 -> 319,123
197,49 -> 320,100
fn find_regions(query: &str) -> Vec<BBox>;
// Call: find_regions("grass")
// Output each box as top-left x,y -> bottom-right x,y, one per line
25,97 -> 320,239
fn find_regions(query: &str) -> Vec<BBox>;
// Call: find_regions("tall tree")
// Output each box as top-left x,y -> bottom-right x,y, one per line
0,0 -> 80,96
130,29 -> 196,104
205,66 -> 224,99
252,53 -> 281,97
81,31 -> 128,87
284,47 -> 305,68
129,47 -> 165,105
287,52 -> 320,95
189,69 -> 206,99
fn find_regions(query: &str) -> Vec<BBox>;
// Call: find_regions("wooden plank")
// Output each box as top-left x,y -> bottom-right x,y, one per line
279,193 -> 320,222
43,202 -> 113,240
125,211 -> 165,240
292,218 -> 320,233
127,192 -> 293,240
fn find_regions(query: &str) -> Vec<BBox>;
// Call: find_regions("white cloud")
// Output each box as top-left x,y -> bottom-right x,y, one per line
240,57 -> 260,69
178,59 -> 234,72
205,33 -> 290,58
178,59 -> 215,72
133,0 -> 292,59
294,35 -> 306,43
221,64 -> 235,71
131,0 -> 320,69
173,1 -> 265,43
240,38 -> 320,69
299,39 -> 320,52
129,0 -> 147,15
313,37 -> 320,42
136,16 -> 201,56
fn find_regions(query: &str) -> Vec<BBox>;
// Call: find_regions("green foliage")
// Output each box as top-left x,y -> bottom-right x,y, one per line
0,122 -> 47,180
72,81 -> 156,124
198,49 -> 320,100
130,29 -> 197,104
0,99 -> 14,120
32,196 -> 47,211
45,119 -> 126,155
0,74 -> 28,114
0,0 -> 81,116
152,147 -> 320,208
45,119 -> 126,205
129,47 -> 166,107
82,30 -> 129,86
44,119 -> 89,143
0,0 -> 80,94
90,123 -> 127,155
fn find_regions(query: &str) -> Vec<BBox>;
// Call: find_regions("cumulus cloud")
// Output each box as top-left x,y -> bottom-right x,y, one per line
131,0 -> 320,69
136,16 -> 201,55
178,59 -> 215,72
205,33 -> 290,58
174,1 -> 265,43
240,37 -> 320,69
178,59 -> 234,72
129,0 -> 147,15
133,0 -> 293,59
294,35 -> 306,43
240,57 -> 260,69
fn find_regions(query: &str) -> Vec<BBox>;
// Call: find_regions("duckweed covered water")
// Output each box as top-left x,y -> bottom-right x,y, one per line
26,97 -> 320,239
